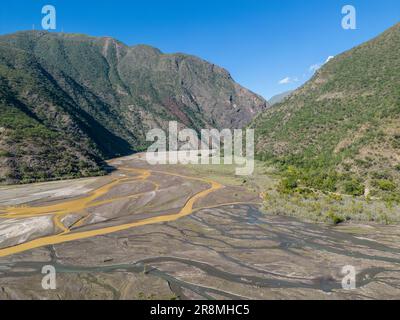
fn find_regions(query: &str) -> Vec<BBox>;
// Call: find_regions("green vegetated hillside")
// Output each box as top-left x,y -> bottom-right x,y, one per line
0,31 -> 267,184
252,23 -> 400,205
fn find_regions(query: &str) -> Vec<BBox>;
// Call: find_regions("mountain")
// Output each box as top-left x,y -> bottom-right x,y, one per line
252,23 -> 400,201
0,31 -> 267,184
268,90 -> 292,106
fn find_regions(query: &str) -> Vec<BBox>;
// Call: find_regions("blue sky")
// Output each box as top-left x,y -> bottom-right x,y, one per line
0,0 -> 399,99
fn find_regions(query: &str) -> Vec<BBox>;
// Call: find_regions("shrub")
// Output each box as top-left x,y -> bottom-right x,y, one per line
383,192 -> 400,204
375,179 -> 397,191
296,187 -> 315,197
277,177 -> 298,194
302,170 -> 338,192
328,193 -> 343,202
0,150 -> 11,157
372,171 -> 392,180
326,211 -> 345,225
344,179 -> 365,196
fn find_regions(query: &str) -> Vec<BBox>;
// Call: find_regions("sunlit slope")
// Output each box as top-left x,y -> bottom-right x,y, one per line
252,23 -> 400,200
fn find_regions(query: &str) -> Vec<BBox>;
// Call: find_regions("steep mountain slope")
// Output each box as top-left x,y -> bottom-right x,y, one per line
0,31 -> 267,184
252,23 -> 400,200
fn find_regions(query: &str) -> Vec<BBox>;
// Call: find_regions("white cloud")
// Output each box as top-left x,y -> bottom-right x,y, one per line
278,77 -> 298,85
309,56 -> 335,74
309,64 -> 322,73
279,77 -> 291,84
326,55 -> 335,63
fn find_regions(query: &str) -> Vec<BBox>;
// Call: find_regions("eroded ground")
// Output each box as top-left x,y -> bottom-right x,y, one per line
0,154 -> 399,299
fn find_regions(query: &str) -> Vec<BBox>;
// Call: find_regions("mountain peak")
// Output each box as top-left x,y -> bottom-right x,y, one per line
130,44 -> 162,54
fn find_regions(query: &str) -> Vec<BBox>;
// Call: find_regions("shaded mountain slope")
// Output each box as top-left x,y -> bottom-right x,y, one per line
0,31 -> 267,183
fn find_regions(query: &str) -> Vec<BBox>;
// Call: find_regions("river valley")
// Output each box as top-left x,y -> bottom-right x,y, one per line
0,154 -> 399,299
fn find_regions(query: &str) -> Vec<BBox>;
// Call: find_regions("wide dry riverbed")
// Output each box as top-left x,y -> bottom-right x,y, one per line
0,154 -> 399,299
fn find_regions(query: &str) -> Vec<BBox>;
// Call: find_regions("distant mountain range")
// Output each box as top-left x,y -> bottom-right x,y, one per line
0,31 -> 267,184
252,23 -> 400,200
268,90 -> 293,106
